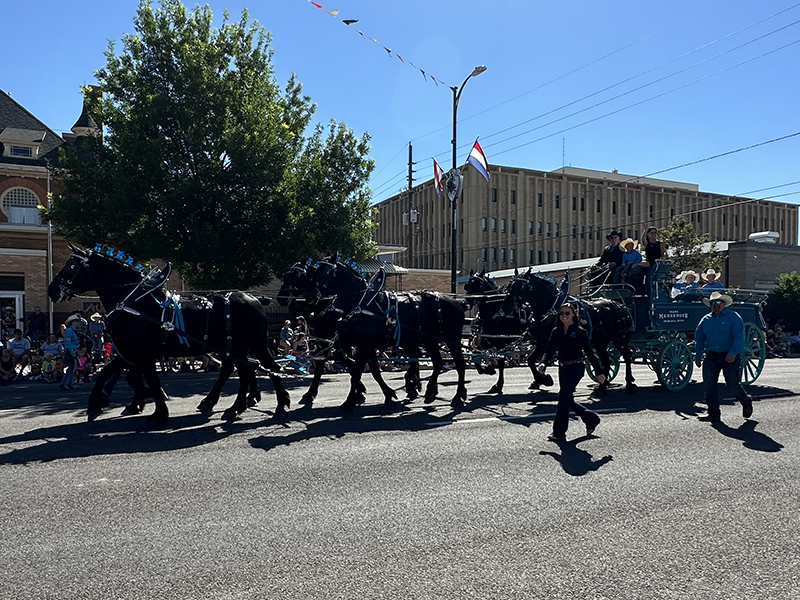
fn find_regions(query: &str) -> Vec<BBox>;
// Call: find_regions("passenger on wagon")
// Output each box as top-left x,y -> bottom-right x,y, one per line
701,268 -> 724,292
671,270 -> 699,298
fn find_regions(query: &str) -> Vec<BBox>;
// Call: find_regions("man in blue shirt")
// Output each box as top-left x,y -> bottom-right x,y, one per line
694,291 -> 753,422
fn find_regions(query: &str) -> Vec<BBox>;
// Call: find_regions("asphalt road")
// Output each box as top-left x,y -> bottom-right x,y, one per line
1,358 -> 799,600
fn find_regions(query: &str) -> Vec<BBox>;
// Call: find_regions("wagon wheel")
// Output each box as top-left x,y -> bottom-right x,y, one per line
740,323 -> 766,385
586,342 -> 620,383
656,339 -> 693,392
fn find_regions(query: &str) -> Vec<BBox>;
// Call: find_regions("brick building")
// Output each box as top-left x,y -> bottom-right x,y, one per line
0,89 -> 96,340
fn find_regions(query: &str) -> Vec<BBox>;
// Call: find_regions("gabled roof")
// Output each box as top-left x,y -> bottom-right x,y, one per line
0,89 -> 65,167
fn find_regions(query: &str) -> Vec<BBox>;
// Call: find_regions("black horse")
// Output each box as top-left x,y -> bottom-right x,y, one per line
463,270 -> 528,394
48,246 -> 290,425
276,261 -> 397,407
308,258 -> 468,408
505,269 -> 636,394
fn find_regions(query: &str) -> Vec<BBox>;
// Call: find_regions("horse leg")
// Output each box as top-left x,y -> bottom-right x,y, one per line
619,342 -> 637,393
403,349 -> 423,401
197,358 -> 234,412
121,367 -> 152,415
422,343 -> 443,403
342,348 -> 371,410
246,372 -> 261,407
367,356 -> 398,405
221,364 -> 254,422
141,363 -> 168,427
86,356 -> 125,421
527,346 -> 552,389
447,344 -> 468,407
254,350 -> 290,416
488,357 -> 505,394
300,359 -> 325,405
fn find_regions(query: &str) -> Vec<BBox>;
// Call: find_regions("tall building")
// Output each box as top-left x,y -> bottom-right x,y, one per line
373,164 -> 799,276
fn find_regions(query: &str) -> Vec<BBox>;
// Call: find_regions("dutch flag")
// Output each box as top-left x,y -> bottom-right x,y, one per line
467,140 -> 490,183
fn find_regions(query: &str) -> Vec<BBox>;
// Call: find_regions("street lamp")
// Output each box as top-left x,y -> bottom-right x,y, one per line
449,65 -> 486,294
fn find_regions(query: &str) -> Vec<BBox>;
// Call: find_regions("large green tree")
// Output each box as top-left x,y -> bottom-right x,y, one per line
658,216 -> 723,275
45,0 -> 375,289
763,271 -> 800,331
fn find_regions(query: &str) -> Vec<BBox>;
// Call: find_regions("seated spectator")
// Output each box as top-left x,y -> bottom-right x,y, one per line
41,334 -> 64,358
28,355 -> 43,380
0,348 -> 16,385
6,329 -> 31,374
42,353 -> 59,383
701,268 -> 724,292
789,331 -> 800,354
671,270 -> 699,298
279,320 -> 293,354
292,332 -> 309,360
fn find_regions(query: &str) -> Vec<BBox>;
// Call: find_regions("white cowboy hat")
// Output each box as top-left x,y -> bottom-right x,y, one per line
703,291 -> 733,307
65,314 -> 80,326
681,270 -> 698,283
701,268 -> 721,280
621,238 -> 637,251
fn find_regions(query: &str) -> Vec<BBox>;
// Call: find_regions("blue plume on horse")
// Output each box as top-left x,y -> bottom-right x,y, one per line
126,256 -> 134,265
116,251 -> 125,260
106,247 -> 115,257
94,243 -> 103,253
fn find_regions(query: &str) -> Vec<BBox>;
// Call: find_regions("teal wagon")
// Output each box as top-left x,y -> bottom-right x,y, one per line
583,261 -> 767,392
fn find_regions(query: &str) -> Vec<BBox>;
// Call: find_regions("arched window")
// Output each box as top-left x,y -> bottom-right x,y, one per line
1,187 -> 41,225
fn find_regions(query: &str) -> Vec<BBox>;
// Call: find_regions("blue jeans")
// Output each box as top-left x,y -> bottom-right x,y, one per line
553,363 -> 599,436
61,352 -> 77,388
702,351 -> 750,417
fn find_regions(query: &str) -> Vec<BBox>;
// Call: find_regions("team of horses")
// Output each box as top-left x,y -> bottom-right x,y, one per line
48,246 -> 637,427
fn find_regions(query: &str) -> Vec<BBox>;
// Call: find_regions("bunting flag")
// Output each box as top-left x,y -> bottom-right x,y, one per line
303,0 -> 450,90
433,159 -> 444,197
467,140 -> 490,183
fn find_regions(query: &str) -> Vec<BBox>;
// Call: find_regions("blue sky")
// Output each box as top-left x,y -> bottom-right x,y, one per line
2,0 -> 799,210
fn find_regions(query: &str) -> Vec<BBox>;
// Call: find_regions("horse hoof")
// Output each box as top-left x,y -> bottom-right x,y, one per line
247,396 -> 261,407
121,404 -> 143,416
450,397 -> 464,408
340,400 -> 356,411
221,409 -> 239,422
299,394 -> 315,406
99,394 -> 110,408
528,382 -> 540,390
488,385 -> 502,395
423,395 -> 436,404
146,414 -> 168,428
197,401 -> 214,413
87,408 -> 103,422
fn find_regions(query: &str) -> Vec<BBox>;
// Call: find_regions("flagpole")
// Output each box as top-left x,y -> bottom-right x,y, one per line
450,65 -> 486,295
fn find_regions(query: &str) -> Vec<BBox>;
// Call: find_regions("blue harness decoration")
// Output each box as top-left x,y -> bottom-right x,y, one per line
160,291 -> 190,347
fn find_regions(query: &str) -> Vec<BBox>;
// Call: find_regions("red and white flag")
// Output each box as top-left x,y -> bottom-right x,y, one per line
433,159 -> 444,196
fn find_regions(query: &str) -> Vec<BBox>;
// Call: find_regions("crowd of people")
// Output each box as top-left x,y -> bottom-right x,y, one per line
0,309 -> 112,388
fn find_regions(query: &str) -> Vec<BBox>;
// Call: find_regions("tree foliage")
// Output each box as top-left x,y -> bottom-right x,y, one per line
45,0 -> 375,288
658,216 -> 722,275
763,271 -> 800,331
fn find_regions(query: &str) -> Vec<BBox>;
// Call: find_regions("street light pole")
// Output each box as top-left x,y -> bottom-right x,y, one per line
450,65 -> 486,295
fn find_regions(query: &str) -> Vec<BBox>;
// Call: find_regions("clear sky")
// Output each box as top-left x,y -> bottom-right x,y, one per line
2,0 -> 799,212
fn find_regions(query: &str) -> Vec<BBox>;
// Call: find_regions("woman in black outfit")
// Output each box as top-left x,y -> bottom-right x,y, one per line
539,303 -> 605,442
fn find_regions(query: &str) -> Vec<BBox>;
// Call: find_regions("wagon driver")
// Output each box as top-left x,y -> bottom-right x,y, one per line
693,291 -> 753,423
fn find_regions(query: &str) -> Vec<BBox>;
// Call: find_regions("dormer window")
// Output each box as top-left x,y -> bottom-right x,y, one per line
0,128 -> 45,160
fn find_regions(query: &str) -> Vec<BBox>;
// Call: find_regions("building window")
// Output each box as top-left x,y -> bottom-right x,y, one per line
723,214 -> 726,225
580,197 -> 585,211
538,250 -> 543,263
627,203 -> 632,216
572,196 -> 577,210
554,251 -> 560,262
528,221 -> 533,235
612,201 -> 617,214
510,190 -> 516,204
537,221 -> 543,235
509,248 -> 516,263
572,226 -> 577,238
481,248 -> 487,261
735,215 -> 739,226
537,193 -> 543,207
491,188 -> 498,202
546,251 -> 552,263
9,146 -> 33,158
529,250 -> 534,263
492,247 -> 497,262
753,217 -> 757,228
580,226 -> 585,239
597,199 -> 601,213
555,223 -> 560,237
555,194 -> 560,208
1,187 -> 41,225
649,205 -> 654,219
546,222 -> 551,236
501,219 -> 506,233
500,248 -> 507,262
482,217 -> 487,231
491,218 -> 497,232
510,219 -> 516,234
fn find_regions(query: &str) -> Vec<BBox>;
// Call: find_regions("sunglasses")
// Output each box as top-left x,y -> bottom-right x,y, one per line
558,311 -> 573,316
711,300 -> 726,305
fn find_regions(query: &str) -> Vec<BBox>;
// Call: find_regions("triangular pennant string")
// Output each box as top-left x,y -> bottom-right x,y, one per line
301,0 -> 449,92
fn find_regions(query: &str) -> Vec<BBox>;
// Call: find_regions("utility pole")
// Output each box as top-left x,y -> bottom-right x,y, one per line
407,143 -> 414,269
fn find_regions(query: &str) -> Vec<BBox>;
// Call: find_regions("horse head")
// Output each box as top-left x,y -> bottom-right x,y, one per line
48,245 -> 148,305
315,257 -> 366,298
506,271 -> 559,320
277,262 -> 315,307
